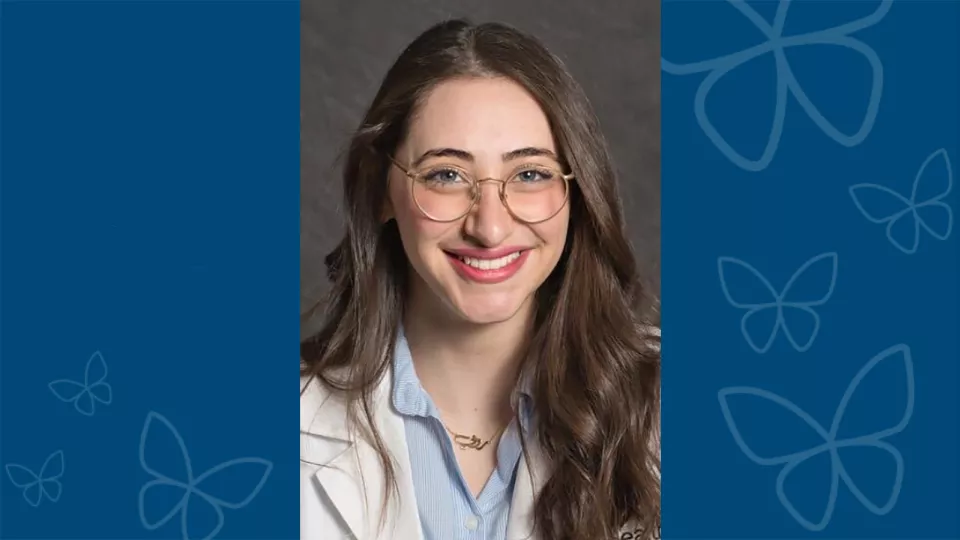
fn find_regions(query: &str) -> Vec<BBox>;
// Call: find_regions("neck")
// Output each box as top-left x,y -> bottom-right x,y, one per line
402,292 -> 533,430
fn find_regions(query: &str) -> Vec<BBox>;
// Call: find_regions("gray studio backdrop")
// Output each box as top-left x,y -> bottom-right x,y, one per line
301,0 -> 660,335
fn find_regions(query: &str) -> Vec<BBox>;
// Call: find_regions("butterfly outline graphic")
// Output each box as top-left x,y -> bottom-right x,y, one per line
138,411 -> 273,540
48,350 -> 113,416
849,148 -> 953,254
4,450 -> 66,507
662,0 -> 893,172
718,343 -> 914,531
718,252 -> 838,354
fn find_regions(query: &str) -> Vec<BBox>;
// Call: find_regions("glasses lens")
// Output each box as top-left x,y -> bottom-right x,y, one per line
411,165 -> 569,222
412,166 -> 475,221
504,167 -> 568,222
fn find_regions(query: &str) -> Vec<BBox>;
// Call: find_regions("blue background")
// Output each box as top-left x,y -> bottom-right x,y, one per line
663,0 -> 958,538
2,0 -> 958,539
1,1 -> 299,538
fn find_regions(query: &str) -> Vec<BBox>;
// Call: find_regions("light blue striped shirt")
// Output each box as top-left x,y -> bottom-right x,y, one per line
391,329 -> 533,540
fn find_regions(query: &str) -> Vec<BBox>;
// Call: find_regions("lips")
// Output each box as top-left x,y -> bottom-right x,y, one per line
449,251 -> 522,270
443,248 -> 531,284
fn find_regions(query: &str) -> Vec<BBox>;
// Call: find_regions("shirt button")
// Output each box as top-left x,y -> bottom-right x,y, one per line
464,515 -> 480,531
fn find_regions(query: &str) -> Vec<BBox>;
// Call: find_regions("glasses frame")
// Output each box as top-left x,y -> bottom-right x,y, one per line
388,155 -> 576,224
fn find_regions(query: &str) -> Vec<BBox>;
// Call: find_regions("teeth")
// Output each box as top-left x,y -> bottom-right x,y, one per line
458,251 -> 521,270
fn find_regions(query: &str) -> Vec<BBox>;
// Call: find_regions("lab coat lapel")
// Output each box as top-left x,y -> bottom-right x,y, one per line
505,437 -> 549,540
300,373 -> 424,540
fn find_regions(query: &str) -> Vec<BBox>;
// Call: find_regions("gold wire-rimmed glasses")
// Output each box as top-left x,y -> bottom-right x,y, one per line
388,155 -> 576,224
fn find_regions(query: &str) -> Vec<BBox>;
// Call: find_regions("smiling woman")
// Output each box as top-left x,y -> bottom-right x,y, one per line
386,77 -> 574,326
300,18 -> 660,540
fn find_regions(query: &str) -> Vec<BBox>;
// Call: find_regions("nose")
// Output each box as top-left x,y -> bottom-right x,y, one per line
462,179 -> 513,246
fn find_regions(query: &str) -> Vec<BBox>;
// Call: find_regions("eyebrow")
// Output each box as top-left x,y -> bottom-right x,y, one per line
410,147 -> 560,169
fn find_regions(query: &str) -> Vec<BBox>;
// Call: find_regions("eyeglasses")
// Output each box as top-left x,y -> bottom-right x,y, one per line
388,156 -> 575,224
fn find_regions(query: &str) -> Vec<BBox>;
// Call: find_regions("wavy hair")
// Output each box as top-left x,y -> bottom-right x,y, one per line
301,18 -> 660,540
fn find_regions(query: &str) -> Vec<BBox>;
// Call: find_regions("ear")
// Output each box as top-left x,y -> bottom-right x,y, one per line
381,195 -> 395,223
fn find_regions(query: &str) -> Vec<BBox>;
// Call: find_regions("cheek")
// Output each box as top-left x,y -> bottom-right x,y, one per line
388,177 -> 456,249
390,194 -> 450,262
401,219 -> 449,252
389,180 -> 423,241
537,211 -> 570,253
522,213 -> 569,286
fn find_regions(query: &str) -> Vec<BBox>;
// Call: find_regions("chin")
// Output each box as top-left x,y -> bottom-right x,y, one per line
449,294 -> 530,325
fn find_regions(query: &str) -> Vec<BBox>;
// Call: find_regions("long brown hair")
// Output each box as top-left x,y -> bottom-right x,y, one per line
301,19 -> 660,540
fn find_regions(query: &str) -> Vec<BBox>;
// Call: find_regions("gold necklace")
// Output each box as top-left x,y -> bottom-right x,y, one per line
442,421 -> 509,451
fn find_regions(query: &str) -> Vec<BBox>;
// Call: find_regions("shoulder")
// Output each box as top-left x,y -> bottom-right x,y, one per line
299,374 -> 328,431
299,372 -> 348,437
300,372 -> 327,396
300,366 -> 386,441
299,364 -> 351,410
300,373 -> 329,402
299,373 -> 355,466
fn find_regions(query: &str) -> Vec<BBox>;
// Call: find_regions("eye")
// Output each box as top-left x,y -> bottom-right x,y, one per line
515,168 -> 554,183
421,167 -> 467,184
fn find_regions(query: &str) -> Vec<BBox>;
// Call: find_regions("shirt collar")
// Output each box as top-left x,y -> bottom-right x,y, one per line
391,325 -> 536,431
391,327 -> 432,418
511,369 -> 535,433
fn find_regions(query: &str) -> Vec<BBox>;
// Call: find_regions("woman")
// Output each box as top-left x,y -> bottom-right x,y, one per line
300,18 -> 660,540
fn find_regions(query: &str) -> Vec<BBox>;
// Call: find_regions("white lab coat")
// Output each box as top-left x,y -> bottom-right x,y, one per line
300,370 -> 650,540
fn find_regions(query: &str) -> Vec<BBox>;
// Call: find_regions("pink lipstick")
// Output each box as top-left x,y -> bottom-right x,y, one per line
443,247 -> 530,284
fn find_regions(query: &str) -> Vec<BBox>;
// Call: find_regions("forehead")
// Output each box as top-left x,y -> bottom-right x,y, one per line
404,77 -> 557,158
